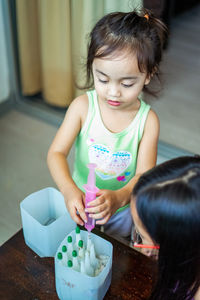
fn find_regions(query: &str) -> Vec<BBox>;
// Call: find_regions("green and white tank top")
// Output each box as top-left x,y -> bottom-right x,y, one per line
72,90 -> 150,212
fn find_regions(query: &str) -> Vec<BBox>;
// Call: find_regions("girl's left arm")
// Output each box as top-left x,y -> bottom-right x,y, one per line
117,109 -> 160,205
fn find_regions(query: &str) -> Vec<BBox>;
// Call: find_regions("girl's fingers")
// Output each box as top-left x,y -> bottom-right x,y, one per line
88,195 -> 104,207
70,206 -> 85,226
89,209 -> 108,220
76,202 -> 87,223
96,214 -> 110,225
96,190 -> 104,197
71,210 -> 84,226
85,203 -> 106,214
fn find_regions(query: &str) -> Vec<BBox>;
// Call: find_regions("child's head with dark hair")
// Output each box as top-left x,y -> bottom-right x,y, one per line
84,9 -> 168,98
131,156 -> 200,300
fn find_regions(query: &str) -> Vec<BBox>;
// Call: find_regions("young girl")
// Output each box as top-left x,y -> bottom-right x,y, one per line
47,10 -> 167,238
131,156 -> 200,300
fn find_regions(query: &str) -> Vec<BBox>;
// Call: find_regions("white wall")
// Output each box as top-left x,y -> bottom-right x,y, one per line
0,1 -> 10,103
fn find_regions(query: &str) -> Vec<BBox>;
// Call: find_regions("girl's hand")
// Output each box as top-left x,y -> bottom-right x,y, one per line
64,188 -> 87,226
85,189 -> 122,225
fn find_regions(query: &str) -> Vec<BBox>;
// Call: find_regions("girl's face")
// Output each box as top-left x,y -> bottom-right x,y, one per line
131,196 -> 159,259
92,50 -> 150,111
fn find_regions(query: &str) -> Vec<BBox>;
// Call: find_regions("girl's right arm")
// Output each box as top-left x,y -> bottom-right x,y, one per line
47,94 -> 88,226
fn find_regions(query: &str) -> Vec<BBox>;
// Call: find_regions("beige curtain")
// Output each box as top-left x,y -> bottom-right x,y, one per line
16,0 -> 142,107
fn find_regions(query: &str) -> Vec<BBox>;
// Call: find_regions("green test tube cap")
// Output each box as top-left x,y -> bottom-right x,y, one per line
72,250 -> 77,257
67,235 -> 72,243
76,226 -> 80,234
78,240 -> 83,248
68,260 -> 73,267
62,245 -> 67,252
57,252 -> 63,260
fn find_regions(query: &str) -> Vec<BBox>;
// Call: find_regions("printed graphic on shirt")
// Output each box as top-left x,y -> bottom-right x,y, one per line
117,171 -> 131,182
89,144 -> 132,180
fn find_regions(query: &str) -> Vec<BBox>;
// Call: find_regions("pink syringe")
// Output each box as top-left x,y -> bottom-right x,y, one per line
83,163 -> 99,232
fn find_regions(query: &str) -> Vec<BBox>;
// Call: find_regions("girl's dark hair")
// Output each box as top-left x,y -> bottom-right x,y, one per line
132,155 -> 200,300
82,9 -> 168,98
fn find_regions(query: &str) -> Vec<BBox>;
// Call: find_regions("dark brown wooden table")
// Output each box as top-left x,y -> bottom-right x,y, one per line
0,229 -> 157,300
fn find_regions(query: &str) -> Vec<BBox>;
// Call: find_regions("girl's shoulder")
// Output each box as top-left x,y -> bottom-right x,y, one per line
69,93 -> 89,126
143,108 -> 160,136
70,93 -> 88,109
145,108 -> 159,127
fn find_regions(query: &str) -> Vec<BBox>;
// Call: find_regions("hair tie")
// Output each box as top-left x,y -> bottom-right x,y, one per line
144,14 -> 149,20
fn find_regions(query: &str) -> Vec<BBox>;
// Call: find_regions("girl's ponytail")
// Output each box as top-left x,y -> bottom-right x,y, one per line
143,9 -> 168,49
137,9 -> 168,98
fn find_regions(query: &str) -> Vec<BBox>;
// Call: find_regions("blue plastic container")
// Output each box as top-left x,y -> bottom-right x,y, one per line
55,230 -> 113,300
20,187 -> 76,257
